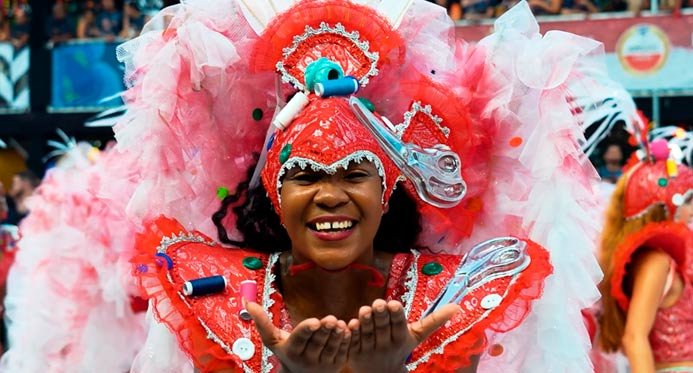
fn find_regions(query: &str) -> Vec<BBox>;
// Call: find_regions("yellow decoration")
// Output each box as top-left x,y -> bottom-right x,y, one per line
666,159 -> 678,177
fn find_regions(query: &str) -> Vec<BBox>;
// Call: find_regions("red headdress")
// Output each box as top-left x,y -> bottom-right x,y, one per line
611,117 -> 693,310
251,0 -> 490,247
261,97 -> 401,214
624,160 -> 693,220
622,115 -> 693,220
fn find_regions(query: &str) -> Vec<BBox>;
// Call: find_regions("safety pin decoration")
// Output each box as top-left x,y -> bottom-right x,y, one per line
423,237 -> 531,317
349,96 -> 466,208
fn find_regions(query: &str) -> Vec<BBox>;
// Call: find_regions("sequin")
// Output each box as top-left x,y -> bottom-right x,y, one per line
252,108 -> 263,121
422,261 -> 443,276
242,257 -> 263,270
216,187 -> 229,200
489,343 -> 504,356
279,144 -> 292,164
509,137 -> 523,147
650,280 -> 693,364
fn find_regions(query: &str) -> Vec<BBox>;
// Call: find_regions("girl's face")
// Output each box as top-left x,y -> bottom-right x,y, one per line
279,161 -> 384,270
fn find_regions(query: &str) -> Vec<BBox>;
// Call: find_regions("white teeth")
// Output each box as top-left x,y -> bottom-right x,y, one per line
313,220 -> 353,231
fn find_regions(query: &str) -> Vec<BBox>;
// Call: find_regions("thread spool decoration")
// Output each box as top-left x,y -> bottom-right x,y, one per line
314,76 -> 359,98
183,275 -> 227,297
272,91 -> 310,130
304,58 -> 344,91
666,158 -> 678,177
238,280 -> 257,321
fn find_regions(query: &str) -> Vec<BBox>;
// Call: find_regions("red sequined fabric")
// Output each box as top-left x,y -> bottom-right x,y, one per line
132,216 -> 552,372
624,161 -> 693,219
650,269 -> 693,364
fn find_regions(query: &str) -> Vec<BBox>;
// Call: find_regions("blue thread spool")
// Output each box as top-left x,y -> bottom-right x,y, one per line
314,76 -> 359,98
183,275 -> 227,297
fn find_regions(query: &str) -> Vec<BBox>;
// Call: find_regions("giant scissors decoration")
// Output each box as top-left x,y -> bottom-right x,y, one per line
424,237 -> 531,316
349,96 -> 466,208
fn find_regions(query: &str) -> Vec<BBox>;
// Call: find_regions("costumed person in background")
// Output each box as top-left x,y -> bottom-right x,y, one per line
107,0 -> 627,371
598,123 -> 693,373
0,183 -> 19,353
0,132 -> 147,372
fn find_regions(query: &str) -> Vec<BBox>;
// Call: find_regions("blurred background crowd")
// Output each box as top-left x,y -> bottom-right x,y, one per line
428,0 -> 691,20
0,0 -> 171,48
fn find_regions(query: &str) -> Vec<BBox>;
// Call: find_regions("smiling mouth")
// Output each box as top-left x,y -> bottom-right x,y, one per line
307,220 -> 356,233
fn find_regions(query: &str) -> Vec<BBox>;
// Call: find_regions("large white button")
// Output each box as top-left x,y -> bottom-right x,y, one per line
232,337 -> 255,361
672,193 -> 685,206
481,294 -> 503,309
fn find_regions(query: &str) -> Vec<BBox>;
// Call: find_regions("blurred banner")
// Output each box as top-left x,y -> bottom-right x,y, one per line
0,43 -> 30,113
456,12 -> 693,94
49,40 -> 124,112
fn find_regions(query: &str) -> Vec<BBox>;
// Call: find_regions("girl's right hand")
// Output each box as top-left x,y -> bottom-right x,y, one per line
246,301 -> 351,373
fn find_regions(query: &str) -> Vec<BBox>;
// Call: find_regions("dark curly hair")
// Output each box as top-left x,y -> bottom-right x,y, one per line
212,165 -> 421,254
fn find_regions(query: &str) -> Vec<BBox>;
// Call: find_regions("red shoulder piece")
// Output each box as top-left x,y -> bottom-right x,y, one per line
388,239 -> 551,372
131,216 -> 278,372
610,221 -> 691,311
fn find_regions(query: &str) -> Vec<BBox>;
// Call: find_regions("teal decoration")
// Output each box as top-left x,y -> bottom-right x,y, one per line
279,143 -> 292,164
358,97 -> 375,112
242,257 -> 263,270
304,58 -> 344,92
216,186 -> 229,200
658,178 -> 668,187
252,108 -> 263,121
421,262 -> 443,276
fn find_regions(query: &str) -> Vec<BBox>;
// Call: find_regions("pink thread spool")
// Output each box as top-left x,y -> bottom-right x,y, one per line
239,280 -> 257,321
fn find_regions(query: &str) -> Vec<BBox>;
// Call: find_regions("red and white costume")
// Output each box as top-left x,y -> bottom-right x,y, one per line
80,0 -> 636,371
609,158 -> 693,371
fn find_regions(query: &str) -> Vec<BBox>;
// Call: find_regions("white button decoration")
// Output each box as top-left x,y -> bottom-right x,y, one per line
672,193 -> 685,206
481,294 -> 503,309
232,337 -> 255,361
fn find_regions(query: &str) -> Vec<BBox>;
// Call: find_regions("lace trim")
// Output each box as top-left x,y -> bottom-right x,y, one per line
275,150 -> 387,205
261,253 -> 280,372
394,101 -> 449,139
276,22 -> 379,90
157,231 -> 215,253
402,249 -> 420,318
405,276 -> 519,371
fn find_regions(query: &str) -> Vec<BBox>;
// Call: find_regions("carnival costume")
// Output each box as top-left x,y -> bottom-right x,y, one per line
0,141 -> 147,373
604,127 -> 693,370
98,0 -> 628,371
